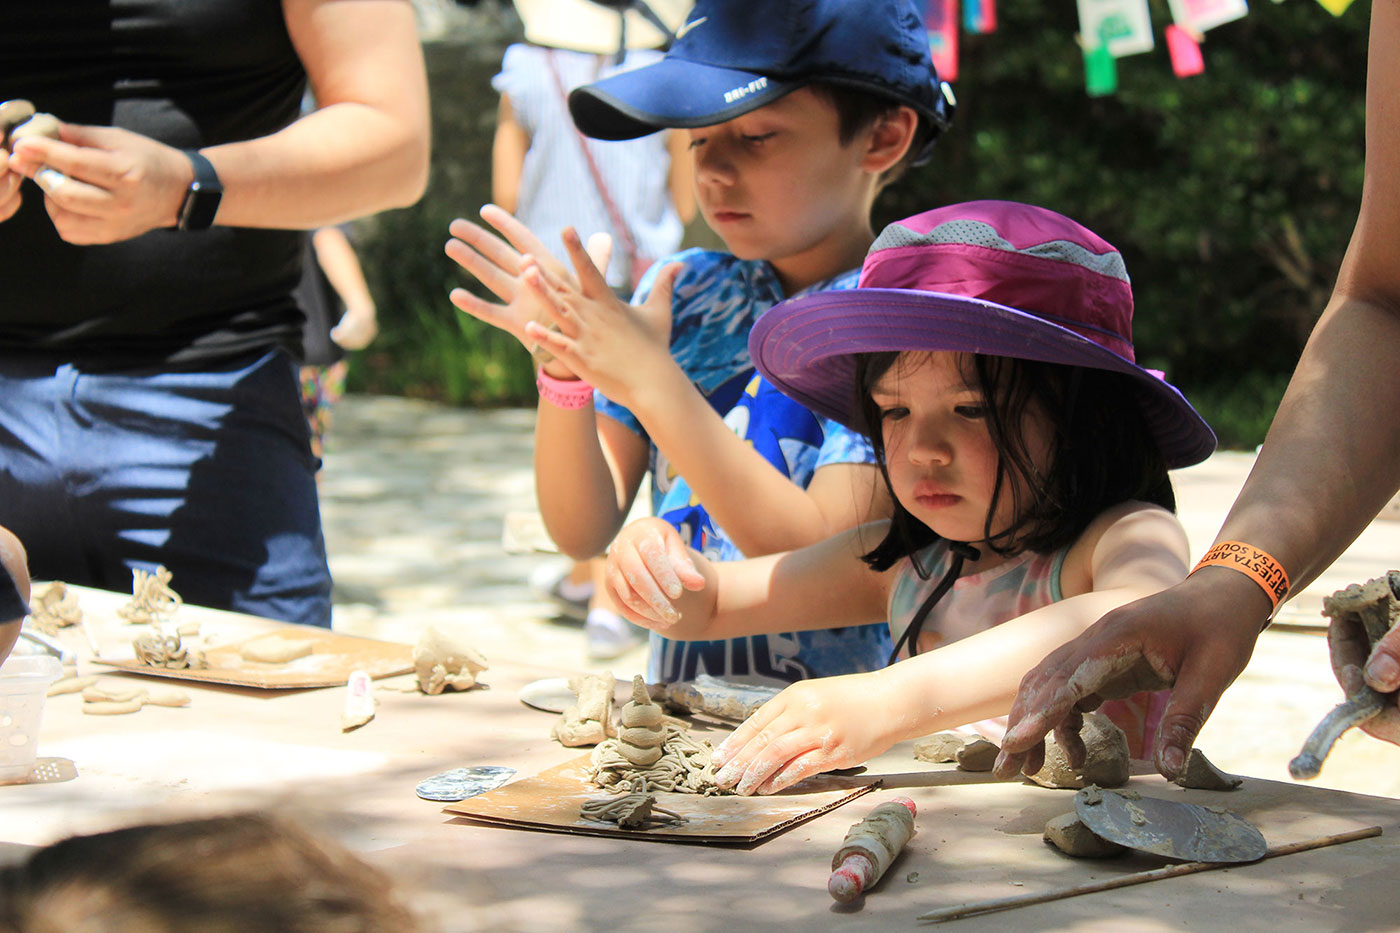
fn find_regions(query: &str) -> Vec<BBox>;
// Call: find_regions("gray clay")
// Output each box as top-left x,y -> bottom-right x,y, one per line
1027,712 -> 1129,789
954,738 -> 1000,772
913,732 -> 965,763
1174,748 -> 1243,791
1043,811 -> 1127,859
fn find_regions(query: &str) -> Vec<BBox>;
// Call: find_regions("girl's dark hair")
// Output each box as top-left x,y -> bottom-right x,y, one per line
856,351 -> 1176,573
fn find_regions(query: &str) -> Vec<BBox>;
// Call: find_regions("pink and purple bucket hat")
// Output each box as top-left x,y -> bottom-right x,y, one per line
748,200 -> 1216,469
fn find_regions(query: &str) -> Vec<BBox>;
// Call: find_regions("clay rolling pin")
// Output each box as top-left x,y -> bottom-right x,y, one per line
828,796 -> 917,903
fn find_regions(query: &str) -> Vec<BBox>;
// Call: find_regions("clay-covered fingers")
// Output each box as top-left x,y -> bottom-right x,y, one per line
1363,619 -> 1400,694
1329,615 -> 1400,744
605,521 -> 704,628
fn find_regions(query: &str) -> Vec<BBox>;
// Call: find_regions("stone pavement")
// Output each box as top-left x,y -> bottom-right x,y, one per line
319,394 -> 1400,799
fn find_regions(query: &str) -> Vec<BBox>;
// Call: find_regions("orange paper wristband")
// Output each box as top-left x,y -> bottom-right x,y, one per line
1190,541 -> 1290,611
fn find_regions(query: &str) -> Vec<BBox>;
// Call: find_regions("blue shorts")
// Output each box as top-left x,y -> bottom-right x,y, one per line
0,350 -> 332,627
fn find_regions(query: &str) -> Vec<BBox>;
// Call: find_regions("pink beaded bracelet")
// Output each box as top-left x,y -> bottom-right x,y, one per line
536,367 -> 594,410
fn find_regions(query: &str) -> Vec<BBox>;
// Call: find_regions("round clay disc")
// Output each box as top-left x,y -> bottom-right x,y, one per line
414,766 -> 516,801
516,677 -> 575,713
1074,787 -> 1266,863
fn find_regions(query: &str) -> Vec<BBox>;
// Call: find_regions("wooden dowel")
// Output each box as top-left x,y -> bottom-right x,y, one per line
917,825 -> 1382,924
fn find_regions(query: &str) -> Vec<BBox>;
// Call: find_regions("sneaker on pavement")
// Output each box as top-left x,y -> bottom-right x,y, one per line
585,608 -> 648,660
529,561 -> 594,621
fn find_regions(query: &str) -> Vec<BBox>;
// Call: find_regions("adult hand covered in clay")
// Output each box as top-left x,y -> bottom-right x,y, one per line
992,573 -> 1261,782
8,124 -> 194,245
711,671 -> 903,796
445,204 -> 612,378
1329,607 -> 1400,744
518,226 -> 684,408
605,517 -> 707,628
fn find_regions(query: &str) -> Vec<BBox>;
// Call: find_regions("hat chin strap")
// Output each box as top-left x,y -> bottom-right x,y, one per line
886,541 -> 981,666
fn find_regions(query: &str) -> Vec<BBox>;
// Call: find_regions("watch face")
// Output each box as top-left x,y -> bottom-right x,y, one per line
178,152 -> 223,231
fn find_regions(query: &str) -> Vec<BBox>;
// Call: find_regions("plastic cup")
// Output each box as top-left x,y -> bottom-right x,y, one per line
0,655 -> 64,782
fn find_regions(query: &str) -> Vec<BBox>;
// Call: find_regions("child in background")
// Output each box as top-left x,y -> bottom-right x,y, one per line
493,0 -> 695,656
447,0 -> 956,686
603,201 -> 1218,795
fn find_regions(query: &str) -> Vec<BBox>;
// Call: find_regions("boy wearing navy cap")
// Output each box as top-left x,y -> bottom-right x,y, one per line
447,0 -> 955,685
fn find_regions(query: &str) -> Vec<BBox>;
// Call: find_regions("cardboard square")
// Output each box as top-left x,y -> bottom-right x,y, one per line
444,755 -> 876,844
95,630 -> 413,689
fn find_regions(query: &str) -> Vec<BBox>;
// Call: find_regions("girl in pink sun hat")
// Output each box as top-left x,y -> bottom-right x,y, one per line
602,200 -> 1217,795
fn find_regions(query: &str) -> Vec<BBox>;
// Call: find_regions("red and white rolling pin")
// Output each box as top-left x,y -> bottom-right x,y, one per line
828,796 -> 916,903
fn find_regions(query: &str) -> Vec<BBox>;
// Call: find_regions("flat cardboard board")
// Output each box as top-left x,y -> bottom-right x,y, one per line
95,630 -> 414,689
444,755 -> 876,844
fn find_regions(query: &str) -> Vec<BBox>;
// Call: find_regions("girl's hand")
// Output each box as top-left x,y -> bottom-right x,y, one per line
711,672 -> 902,796
445,205 -> 610,378
9,125 -> 192,244
605,518 -> 706,629
521,227 -> 683,406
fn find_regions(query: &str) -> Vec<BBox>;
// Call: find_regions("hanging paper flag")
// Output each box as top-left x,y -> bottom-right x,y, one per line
1165,24 -> 1205,76
1312,0 -> 1356,14
1076,0 -> 1154,58
1167,0 -> 1248,32
963,0 -> 997,34
923,0 -> 960,81
1083,41 -> 1119,95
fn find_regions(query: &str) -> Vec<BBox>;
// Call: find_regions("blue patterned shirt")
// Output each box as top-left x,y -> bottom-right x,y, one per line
595,248 -> 893,686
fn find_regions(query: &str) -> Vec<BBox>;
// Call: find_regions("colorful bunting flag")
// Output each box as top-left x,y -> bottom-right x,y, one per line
923,0 -> 960,81
963,0 -> 997,34
1167,0 -> 1249,32
1083,41 -> 1119,95
1077,0 -> 1155,58
1165,24 -> 1206,76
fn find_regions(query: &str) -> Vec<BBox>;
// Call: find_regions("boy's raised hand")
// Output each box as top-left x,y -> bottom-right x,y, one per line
522,226 -> 684,406
605,517 -> 707,629
711,671 -> 902,796
445,205 -> 611,374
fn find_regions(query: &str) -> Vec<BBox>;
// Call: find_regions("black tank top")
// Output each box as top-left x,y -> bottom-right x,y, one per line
0,0 -> 308,366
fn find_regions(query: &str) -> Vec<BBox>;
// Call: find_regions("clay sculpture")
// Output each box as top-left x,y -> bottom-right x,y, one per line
912,732 -> 965,763
828,797 -> 918,903
653,674 -> 780,721
1027,712 -> 1129,789
954,738 -> 1000,772
133,631 -> 205,670
414,624 -> 489,694
239,635 -> 315,664
117,565 -> 183,625
28,581 -> 81,635
589,676 -> 728,795
552,671 -> 618,747
0,100 -> 60,152
579,780 -> 687,830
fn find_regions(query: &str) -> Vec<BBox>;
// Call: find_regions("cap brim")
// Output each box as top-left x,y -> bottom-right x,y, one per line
749,289 -> 1217,469
569,56 -> 801,139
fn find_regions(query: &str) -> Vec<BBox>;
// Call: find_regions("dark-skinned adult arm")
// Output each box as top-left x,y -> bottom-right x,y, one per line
994,0 -> 1400,781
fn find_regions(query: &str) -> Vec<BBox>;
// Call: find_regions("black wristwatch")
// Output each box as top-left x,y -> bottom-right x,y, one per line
176,149 -> 223,231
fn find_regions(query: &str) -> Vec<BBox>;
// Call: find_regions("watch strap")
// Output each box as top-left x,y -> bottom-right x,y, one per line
177,149 -> 223,231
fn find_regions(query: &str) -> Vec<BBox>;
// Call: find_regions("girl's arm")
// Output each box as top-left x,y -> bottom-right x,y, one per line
491,96 -> 528,215
605,517 -> 892,641
712,502 -> 1189,795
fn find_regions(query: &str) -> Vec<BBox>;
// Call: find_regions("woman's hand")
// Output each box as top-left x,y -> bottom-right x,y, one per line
712,671 -> 902,796
8,125 -> 192,244
605,518 -> 707,629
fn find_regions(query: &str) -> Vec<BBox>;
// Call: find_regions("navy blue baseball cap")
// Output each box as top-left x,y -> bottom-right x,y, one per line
568,0 -> 956,164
